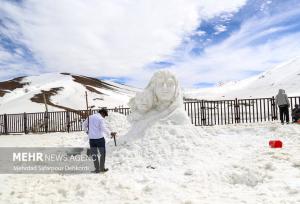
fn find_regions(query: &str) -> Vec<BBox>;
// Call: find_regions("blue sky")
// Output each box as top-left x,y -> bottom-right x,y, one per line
1,0 -> 300,88
147,0 -> 300,87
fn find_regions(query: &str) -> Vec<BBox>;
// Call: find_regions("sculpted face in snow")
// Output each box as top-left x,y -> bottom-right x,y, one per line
147,70 -> 180,109
127,70 -> 190,129
154,76 -> 176,103
134,91 -> 153,113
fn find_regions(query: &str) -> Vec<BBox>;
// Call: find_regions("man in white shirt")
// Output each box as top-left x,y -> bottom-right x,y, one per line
82,108 -> 116,173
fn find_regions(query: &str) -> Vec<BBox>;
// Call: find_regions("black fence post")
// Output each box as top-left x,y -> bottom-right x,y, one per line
66,111 -> 70,133
238,98 -> 241,123
4,114 -> 8,135
24,112 -> 28,134
44,111 -> 48,133
234,99 -> 237,123
234,98 -> 240,124
201,100 -> 206,125
271,96 -> 277,120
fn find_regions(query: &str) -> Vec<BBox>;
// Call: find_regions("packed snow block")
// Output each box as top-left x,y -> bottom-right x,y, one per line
269,140 -> 283,148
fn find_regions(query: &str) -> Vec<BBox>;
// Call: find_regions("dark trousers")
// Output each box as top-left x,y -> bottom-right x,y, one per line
89,138 -> 106,171
279,105 -> 289,123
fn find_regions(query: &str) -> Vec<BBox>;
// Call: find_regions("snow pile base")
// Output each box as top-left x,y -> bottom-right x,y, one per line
111,123 -> 208,167
105,112 -> 131,136
0,123 -> 300,203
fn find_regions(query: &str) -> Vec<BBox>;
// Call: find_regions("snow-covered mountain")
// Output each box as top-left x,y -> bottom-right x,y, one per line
185,57 -> 300,100
2,57 -> 299,114
0,73 -> 139,114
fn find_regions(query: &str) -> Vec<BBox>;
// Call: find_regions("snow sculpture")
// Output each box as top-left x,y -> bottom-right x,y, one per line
127,90 -> 153,121
127,70 -> 190,136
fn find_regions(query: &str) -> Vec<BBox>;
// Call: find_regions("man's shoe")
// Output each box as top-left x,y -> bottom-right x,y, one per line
91,169 -> 100,173
100,168 -> 109,173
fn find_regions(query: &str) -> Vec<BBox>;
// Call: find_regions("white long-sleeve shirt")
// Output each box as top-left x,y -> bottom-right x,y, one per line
82,113 -> 110,139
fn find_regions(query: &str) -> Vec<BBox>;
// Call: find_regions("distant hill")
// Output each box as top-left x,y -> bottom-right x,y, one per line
185,57 -> 300,100
0,73 -> 139,114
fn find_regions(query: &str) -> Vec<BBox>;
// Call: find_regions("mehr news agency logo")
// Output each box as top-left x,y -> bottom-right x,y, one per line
11,150 -> 95,172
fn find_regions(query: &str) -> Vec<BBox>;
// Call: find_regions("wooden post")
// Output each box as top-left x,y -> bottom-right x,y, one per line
43,93 -> 48,112
85,91 -> 89,111
24,112 -> 27,134
113,134 -> 117,146
85,91 -> 90,133
4,114 -> 8,135
42,92 -> 49,133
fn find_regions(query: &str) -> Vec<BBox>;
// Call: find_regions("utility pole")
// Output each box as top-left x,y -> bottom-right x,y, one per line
43,92 -> 49,133
43,93 -> 48,112
85,91 -> 90,134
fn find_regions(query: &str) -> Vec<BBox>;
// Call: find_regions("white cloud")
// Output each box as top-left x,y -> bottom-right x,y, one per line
193,30 -> 206,37
214,24 -> 227,35
0,0 -> 246,82
0,44 -> 41,80
165,6 -> 300,88
0,6 -> 41,80
0,47 -> 12,61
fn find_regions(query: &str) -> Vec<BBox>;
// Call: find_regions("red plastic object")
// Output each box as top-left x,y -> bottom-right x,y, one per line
269,140 -> 283,148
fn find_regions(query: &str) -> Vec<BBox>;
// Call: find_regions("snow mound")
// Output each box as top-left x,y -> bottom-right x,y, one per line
106,112 -> 130,136
109,121 -> 218,179
225,167 -> 266,187
1,123 -> 300,203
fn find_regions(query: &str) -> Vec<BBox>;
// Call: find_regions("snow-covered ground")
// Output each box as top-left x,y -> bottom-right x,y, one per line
0,113 -> 300,204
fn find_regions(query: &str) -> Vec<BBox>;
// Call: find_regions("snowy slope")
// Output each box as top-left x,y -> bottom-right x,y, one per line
185,57 -> 300,100
0,73 -> 139,114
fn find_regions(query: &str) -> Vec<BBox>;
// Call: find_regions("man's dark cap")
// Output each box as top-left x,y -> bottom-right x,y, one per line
98,108 -> 108,116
